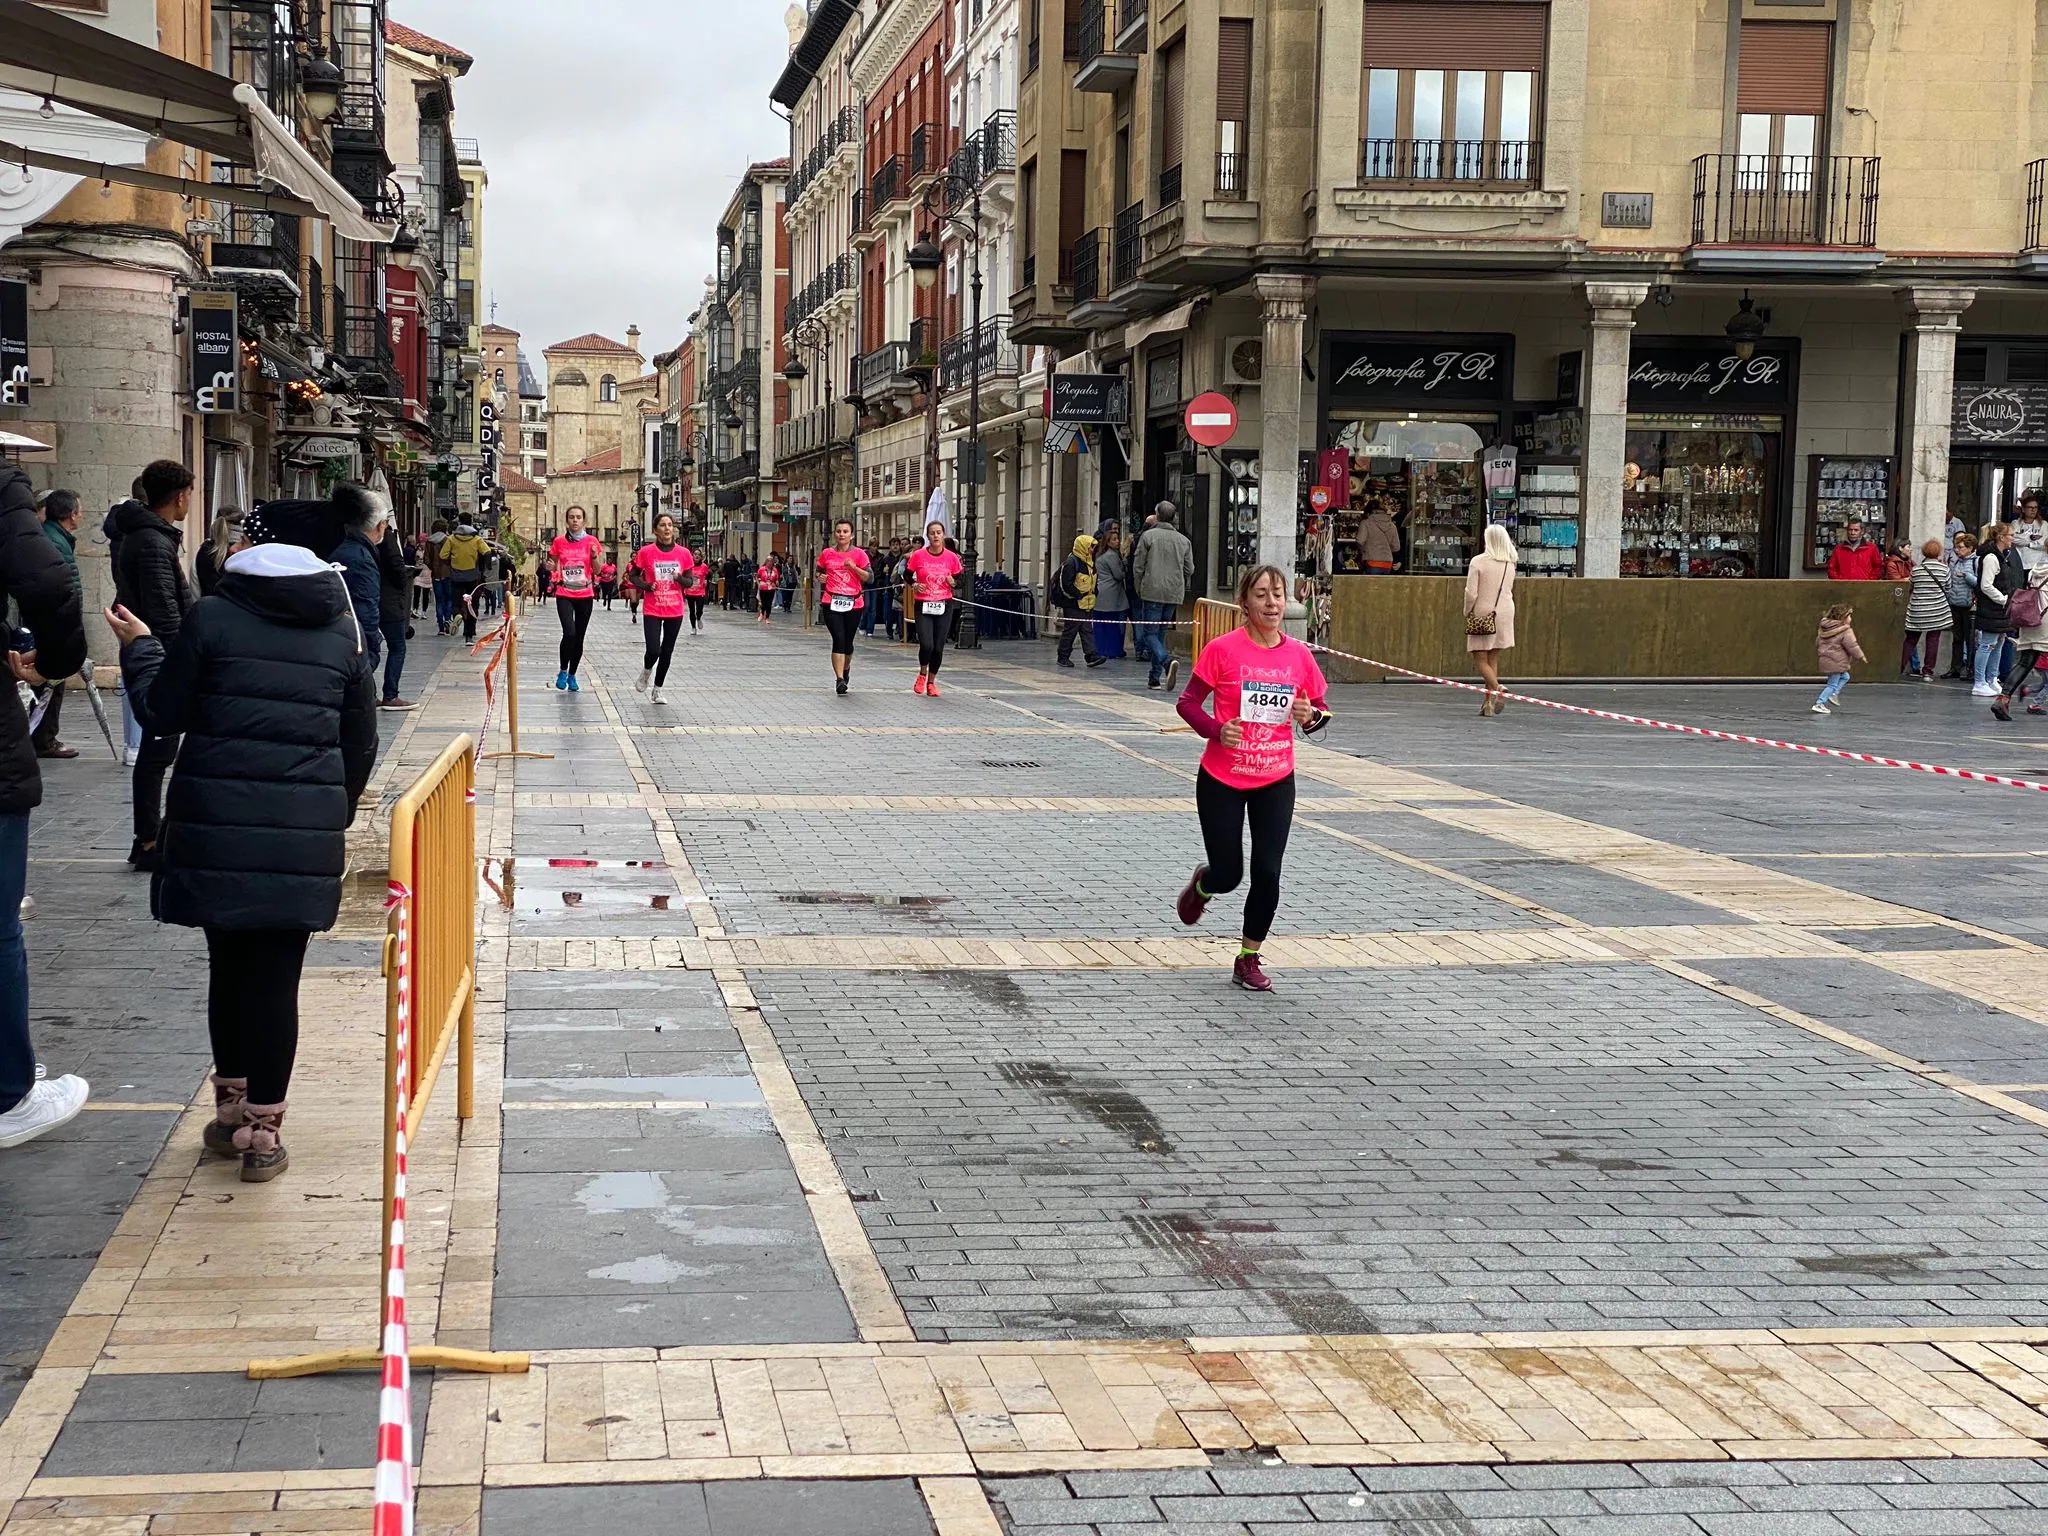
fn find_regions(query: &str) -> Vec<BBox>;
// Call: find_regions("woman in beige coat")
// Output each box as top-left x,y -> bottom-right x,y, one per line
1464,523 -> 1518,716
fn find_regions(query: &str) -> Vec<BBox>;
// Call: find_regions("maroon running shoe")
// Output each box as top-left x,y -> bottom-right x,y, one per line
1232,953 -> 1273,992
1177,865 -> 1210,927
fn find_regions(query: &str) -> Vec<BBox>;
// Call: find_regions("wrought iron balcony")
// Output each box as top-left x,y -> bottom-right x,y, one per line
910,123 -> 942,179
871,155 -> 904,210
1691,153 -> 1880,248
1157,165 -> 1181,208
716,450 -> 758,486
944,142 -> 980,210
335,292 -> 395,390
857,340 -> 915,397
1360,138 -> 1542,186
1074,0 -> 1138,90
977,109 -> 1016,179
2029,159 -> 2047,251
1216,150 -> 1248,199
1071,227 -> 1106,306
938,317 -> 1020,393
852,188 -> 870,235
1112,201 -> 1144,289
775,401 -> 856,463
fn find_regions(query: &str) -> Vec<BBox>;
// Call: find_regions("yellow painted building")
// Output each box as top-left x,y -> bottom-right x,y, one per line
1010,0 -> 2048,594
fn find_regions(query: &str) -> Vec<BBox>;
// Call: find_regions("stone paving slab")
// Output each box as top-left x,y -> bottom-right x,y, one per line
482,1476 -> 936,1536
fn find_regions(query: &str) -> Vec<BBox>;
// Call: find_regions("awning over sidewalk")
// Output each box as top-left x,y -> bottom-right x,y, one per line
0,0 -> 392,243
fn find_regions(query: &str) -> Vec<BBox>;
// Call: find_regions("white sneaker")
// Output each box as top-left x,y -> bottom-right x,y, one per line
637,667 -> 653,692
1972,683 -> 2000,697
123,747 -> 139,768
1811,702 -> 1832,713
0,1074 -> 89,1149
650,686 -> 665,706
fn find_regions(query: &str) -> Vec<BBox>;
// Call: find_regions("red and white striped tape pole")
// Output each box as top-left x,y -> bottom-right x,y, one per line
1305,639 -> 2048,796
372,878 -> 416,1536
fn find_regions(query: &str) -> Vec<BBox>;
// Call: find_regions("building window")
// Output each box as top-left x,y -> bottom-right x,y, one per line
600,374 -> 619,403
1735,20 -> 1831,190
1217,20 -> 1251,197
1360,2 -> 1545,184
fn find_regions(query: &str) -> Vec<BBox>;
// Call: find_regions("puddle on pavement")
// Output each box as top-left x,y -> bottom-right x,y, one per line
1796,1248 -> 1946,1278
999,1061 -> 1172,1153
778,891 -> 951,908
570,1171 -> 800,1246
1126,1212 -> 1380,1335
1539,1145 -> 1671,1174
481,856 -> 684,916
926,969 -> 1033,1015
503,1074 -> 764,1104
587,1253 -> 713,1285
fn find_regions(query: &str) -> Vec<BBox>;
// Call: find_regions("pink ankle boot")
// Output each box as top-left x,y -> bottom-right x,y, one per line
204,1075 -> 247,1159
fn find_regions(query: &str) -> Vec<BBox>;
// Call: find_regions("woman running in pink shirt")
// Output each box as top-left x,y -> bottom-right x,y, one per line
549,508 -> 600,692
627,513 -> 693,705
905,520 -> 963,697
1174,563 -> 1332,992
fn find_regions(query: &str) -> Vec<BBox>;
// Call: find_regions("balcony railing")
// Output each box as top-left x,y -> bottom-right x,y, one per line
871,155 -> 904,210
1112,200 -> 1144,289
789,105 -> 859,204
938,317 -> 1020,393
908,315 -> 935,363
857,340 -> 914,396
1074,0 -> 1139,88
716,450 -> 758,486
1158,164 -> 1181,207
2030,158 -> 2047,252
910,123 -> 942,179
1360,138 -> 1542,185
1071,227 -> 1106,306
978,109 -> 1016,179
944,142 -> 980,210
775,400 -> 856,463
784,252 -> 859,335
1076,0 -> 1105,63
335,294 -> 395,388
1691,153 -> 1881,247
1216,150 -> 1248,199
852,188 -> 870,235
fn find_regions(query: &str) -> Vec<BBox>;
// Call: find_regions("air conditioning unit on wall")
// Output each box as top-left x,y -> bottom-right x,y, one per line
1223,336 -> 1263,387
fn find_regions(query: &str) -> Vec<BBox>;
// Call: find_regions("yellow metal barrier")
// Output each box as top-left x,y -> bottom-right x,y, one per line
1195,596 -> 1237,658
481,614 -> 552,763
249,736 -> 528,1380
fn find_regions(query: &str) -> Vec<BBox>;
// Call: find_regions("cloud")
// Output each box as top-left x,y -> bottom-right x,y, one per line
393,0 -> 790,361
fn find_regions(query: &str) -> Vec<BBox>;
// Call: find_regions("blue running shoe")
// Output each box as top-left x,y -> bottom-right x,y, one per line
554,671 -> 569,691
567,674 -> 580,693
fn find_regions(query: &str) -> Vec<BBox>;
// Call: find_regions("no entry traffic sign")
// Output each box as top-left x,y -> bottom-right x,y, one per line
1184,391 -> 1238,448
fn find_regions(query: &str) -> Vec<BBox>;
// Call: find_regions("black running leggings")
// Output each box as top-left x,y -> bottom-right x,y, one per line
205,927 -> 311,1105
687,594 -> 708,628
1195,768 -> 1296,944
916,602 -> 951,675
643,615 -> 684,686
557,595 -> 593,673
758,587 -> 777,618
822,605 -> 861,656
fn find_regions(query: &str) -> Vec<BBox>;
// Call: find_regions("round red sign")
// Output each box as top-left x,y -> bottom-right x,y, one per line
1183,391 -> 1239,448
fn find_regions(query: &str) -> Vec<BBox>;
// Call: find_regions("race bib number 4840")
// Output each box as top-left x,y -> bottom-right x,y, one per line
1239,683 -> 1295,726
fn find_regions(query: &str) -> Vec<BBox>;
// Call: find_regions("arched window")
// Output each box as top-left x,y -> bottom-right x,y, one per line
600,375 -> 619,403
493,368 -> 505,387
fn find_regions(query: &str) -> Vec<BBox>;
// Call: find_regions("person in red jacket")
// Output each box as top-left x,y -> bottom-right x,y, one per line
1827,519 -> 1885,581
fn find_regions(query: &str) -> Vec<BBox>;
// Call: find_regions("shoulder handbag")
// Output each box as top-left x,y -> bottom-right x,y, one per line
1465,560 -> 1507,637
2011,580 -> 2045,630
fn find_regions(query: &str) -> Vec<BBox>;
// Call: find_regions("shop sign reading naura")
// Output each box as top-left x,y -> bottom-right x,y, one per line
1954,385 -> 2041,443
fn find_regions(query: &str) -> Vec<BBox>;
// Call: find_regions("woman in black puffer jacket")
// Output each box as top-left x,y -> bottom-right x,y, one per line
109,503 -> 378,1181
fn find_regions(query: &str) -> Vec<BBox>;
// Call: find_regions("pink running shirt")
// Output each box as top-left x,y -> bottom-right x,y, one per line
1192,628 -> 1329,789
817,547 -> 872,610
551,533 -> 598,599
631,543 -> 694,620
906,547 -> 962,604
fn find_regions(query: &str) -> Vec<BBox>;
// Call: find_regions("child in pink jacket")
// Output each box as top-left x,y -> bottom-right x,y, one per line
1813,604 -> 1865,713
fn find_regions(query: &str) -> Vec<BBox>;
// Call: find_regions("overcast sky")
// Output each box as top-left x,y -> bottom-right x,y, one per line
397,0 -> 793,370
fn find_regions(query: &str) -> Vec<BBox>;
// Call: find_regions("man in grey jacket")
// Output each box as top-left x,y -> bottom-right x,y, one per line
1128,500 -> 1195,689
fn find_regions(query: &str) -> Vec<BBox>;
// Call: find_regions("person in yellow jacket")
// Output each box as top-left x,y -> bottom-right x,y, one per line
1055,533 -> 1103,668
442,523 -> 490,640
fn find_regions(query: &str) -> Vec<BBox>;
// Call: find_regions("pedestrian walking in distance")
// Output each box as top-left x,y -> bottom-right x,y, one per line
1991,559 -> 2048,721
441,520 -> 490,642
907,519 -> 962,696
1974,521 -> 2027,697
550,509 -> 600,690
1812,603 -> 1865,713
1903,539 -> 1953,680
628,513 -> 694,706
1054,533 -> 1105,668
1092,521 -> 1129,659
107,500 -> 378,1181
0,462 -> 91,1150
113,459 -> 198,871
32,490 -> 85,761
1174,563 -> 1331,993
682,554 -> 708,634
1130,501 -> 1194,689
1464,523 -> 1518,716
815,518 -> 873,695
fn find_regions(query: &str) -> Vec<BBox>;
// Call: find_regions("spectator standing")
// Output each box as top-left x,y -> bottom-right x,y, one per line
0,463 -> 90,1149
1130,500 -> 1195,690
426,518 -> 453,633
328,487 -> 387,676
1975,521 -> 2027,696
1054,534 -> 1104,668
1092,522 -> 1129,659
108,501 -> 378,1180
1903,539 -> 1953,680
377,517 -> 416,711
32,490 -> 83,760
113,460 -> 198,870
1992,560 -> 2048,721
195,508 -> 245,597
1945,530 -> 1980,679
1826,518 -> 1884,581
2014,492 -> 2048,570
103,478 -> 146,767
720,554 -> 740,610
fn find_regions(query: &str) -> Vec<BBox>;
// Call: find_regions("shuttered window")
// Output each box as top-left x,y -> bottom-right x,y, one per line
1736,20 -> 1832,115
1217,20 -> 1253,121
1160,39 -> 1185,172
1362,1 -> 1548,72
1058,148 -> 1088,280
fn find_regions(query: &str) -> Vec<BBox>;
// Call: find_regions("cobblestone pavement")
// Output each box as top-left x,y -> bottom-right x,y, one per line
4,606 -> 2048,1536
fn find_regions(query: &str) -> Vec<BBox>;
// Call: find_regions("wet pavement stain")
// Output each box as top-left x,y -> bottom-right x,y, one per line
1125,1213 -> 1381,1341
1796,1248 -> 1947,1278
997,1061 -> 1173,1153
924,969 -> 1033,1015
1539,1144 -> 1672,1174
777,891 -> 951,908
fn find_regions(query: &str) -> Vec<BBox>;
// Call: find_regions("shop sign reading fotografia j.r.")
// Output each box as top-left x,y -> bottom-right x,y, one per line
1325,336 -> 1512,402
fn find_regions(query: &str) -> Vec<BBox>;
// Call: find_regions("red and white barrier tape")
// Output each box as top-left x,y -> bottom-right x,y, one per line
372,878 -> 416,1536
1306,639 -> 2048,796
472,625 -> 511,765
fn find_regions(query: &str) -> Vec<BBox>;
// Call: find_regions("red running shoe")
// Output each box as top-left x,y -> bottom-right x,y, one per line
914,673 -> 927,695
1176,865 -> 1210,927
1232,953 -> 1273,992
927,679 -> 942,697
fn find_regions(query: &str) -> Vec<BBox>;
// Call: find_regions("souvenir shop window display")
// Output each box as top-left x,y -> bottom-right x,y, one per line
1619,423 -> 1770,578
1327,417 -> 1488,575
1805,456 -> 1892,572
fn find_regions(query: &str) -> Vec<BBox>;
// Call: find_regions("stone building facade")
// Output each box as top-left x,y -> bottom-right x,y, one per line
542,329 -> 655,549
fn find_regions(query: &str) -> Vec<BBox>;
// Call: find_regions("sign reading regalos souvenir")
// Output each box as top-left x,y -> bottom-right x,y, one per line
189,291 -> 240,415
1325,335 -> 1512,402
1048,373 -> 1130,426
1625,340 -> 1796,410
0,279 -> 28,408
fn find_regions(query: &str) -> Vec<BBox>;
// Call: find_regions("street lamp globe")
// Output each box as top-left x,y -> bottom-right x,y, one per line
906,235 -> 943,291
782,357 -> 808,382
298,56 -> 343,123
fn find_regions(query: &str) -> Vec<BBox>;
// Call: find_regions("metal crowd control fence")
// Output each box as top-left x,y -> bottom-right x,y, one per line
250,736 -> 528,1381
1195,595 -> 1236,656
480,612 -> 552,763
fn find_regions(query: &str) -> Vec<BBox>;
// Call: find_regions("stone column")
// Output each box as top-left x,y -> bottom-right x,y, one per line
1580,281 -> 1650,580
1896,285 -> 1975,552
1254,273 -> 1315,581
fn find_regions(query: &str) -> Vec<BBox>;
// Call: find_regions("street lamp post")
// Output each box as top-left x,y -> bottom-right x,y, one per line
907,173 -> 981,648
785,317 -> 860,590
